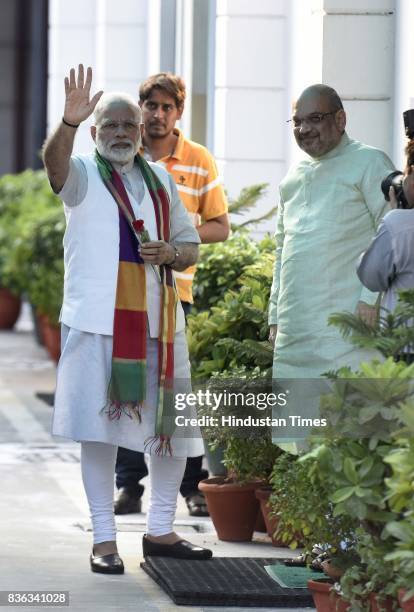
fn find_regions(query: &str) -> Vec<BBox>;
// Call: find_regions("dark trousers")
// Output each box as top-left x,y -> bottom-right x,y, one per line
395,353 -> 414,365
115,300 -> 208,497
115,447 -> 208,498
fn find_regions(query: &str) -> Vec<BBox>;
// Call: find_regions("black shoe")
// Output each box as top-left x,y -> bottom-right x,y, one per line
90,550 -> 124,574
114,486 -> 142,515
142,534 -> 212,560
185,492 -> 209,517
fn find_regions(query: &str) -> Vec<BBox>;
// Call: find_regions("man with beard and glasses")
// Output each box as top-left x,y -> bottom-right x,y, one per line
114,73 -> 229,519
42,64 -> 212,575
268,84 -> 395,454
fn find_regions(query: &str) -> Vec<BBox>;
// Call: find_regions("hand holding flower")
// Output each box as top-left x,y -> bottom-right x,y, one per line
132,219 -> 151,244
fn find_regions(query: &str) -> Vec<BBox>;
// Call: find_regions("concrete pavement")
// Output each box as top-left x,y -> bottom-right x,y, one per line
0,303 -> 314,611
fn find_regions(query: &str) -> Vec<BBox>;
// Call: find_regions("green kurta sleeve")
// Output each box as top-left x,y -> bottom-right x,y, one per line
268,194 -> 284,325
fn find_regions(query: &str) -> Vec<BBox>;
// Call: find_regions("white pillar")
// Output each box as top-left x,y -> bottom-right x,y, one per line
318,0 -> 396,156
213,0 -> 290,234
174,0 -> 194,137
48,0 -> 153,154
48,0 -> 97,153
393,0 -> 414,170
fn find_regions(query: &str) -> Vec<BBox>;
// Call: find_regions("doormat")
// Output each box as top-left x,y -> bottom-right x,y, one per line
265,563 -> 322,588
35,392 -> 54,406
140,557 -> 315,607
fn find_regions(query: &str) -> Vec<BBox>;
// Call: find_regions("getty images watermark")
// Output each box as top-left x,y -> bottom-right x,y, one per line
173,389 -> 328,429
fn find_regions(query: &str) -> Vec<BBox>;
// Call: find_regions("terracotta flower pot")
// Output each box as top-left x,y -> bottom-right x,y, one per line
369,592 -> 397,611
255,487 -> 286,546
199,477 -> 262,541
0,288 -> 21,329
37,314 -> 61,363
307,579 -> 350,612
399,589 -> 414,612
254,505 -> 267,533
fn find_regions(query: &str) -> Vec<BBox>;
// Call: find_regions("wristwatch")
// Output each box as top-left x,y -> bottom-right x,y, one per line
167,246 -> 179,266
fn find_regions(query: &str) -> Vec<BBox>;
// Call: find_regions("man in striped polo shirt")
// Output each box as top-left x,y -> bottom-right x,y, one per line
114,73 -> 229,517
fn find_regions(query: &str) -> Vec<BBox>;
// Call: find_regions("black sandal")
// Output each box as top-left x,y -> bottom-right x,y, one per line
284,553 -> 309,567
284,545 -> 326,569
185,492 -> 209,517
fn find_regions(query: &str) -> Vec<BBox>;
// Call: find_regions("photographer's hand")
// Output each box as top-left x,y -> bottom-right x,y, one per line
269,324 -> 278,347
356,301 -> 377,327
389,186 -> 398,209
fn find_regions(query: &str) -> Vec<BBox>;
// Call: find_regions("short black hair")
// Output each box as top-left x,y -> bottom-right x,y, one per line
139,73 -> 186,109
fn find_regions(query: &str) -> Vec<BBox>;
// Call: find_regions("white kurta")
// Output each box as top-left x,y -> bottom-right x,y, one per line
52,154 -> 203,457
52,326 -> 203,457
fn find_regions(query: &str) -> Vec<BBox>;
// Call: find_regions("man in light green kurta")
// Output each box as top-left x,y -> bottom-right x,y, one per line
268,84 -> 394,447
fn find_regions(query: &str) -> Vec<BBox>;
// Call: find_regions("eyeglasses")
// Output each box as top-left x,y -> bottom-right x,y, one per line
287,111 -> 337,128
100,121 -> 140,131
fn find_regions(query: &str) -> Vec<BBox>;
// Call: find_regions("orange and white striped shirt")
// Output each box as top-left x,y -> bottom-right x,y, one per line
143,128 -> 228,303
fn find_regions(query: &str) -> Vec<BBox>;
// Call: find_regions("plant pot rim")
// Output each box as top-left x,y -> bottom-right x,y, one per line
199,477 -> 264,492
0,287 -> 20,297
255,487 -> 273,500
307,578 -> 336,592
399,588 -> 414,603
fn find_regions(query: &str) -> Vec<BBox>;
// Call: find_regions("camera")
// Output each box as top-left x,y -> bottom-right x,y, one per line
381,170 -> 408,209
381,109 -> 414,209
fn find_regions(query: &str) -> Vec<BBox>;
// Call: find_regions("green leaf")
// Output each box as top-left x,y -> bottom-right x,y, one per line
362,463 -> 385,486
385,550 -> 414,561
330,486 -> 356,503
385,521 -> 414,543
358,406 -> 380,423
354,486 -> 368,498
358,456 -> 374,477
343,457 -> 359,485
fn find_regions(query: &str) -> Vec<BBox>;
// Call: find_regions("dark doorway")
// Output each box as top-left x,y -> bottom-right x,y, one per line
0,0 -> 48,174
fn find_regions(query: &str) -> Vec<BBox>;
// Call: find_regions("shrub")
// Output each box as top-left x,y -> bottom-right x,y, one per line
0,170 -> 64,323
198,366 -> 281,484
188,242 -> 275,379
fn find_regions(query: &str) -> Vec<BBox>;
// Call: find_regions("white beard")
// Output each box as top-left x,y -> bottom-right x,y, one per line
96,134 -> 140,164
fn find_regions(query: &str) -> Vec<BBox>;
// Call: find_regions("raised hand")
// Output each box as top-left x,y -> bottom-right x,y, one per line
63,64 -> 103,126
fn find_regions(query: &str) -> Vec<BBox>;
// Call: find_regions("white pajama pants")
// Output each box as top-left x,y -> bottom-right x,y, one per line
81,441 -> 186,544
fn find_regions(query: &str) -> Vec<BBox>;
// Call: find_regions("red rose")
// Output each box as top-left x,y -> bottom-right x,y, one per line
133,219 -> 145,232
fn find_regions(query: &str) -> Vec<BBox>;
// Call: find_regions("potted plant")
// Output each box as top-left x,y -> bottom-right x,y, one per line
266,350 -> 414,607
288,292 -> 414,611
189,232 -> 278,542
255,485 -> 285,545
306,578 -> 350,612
24,210 -> 64,363
3,177 -> 64,361
0,172 -> 29,328
324,295 -> 414,609
198,368 -> 281,541
268,446 -> 358,563
0,288 -> 21,329
0,170 -> 63,351
383,407 -> 414,611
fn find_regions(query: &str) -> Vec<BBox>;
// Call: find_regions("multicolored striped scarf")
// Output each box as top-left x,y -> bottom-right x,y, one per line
95,150 -> 178,455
